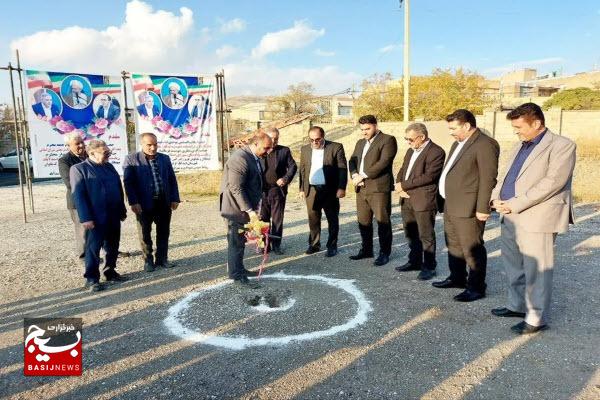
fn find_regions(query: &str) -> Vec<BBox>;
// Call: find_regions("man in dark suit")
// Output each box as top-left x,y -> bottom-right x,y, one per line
123,132 -> 180,272
220,132 -> 273,288
32,90 -> 60,118
348,114 -> 398,266
70,140 -> 128,292
190,95 -> 212,123
137,93 -> 160,118
395,123 -> 445,280
432,109 -> 499,302
95,94 -> 120,123
259,127 -> 297,255
298,126 -> 347,257
58,132 -> 88,260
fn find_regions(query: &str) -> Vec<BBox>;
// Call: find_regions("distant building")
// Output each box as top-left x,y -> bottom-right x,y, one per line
485,68 -> 600,108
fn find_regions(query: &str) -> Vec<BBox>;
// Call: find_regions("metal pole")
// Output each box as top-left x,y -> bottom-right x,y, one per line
402,0 -> 410,122
8,63 -> 27,223
222,73 -> 231,160
216,72 -> 226,169
121,71 -> 133,152
16,50 -> 35,213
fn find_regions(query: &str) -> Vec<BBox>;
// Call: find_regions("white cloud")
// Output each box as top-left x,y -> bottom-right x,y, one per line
216,45 -> 239,59
484,57 -> 565,75
10,0 -> 195,73
315,49 -> 335,57
7,1 -> 359,97
223,61 -> 360,95
219,18 -> 246,33
378,44 -> 400,54
251,20 -> 325,58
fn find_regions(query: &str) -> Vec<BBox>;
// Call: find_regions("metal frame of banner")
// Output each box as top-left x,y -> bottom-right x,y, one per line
1,51 -> 35,223
215,70 -> 231,168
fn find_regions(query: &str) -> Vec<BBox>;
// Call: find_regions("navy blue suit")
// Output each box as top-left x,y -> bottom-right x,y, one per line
70,159 -> 126,282
32,102 -> 60,117
96,104 -> 120,122
137,104 -> 160,118
123,152 -> 180,265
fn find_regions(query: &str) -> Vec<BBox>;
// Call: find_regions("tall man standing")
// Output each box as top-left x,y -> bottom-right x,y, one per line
395,123 -> 445,280
70,140 -> 127,292
58,132 -> 87,260
490,103 -> 576,334
433,109 -> 499,302
298,126 -> 347,257
348,115 -> 398,266
260,127 -> 297,255
123,132 -> 180,272
220,132 -> 273,287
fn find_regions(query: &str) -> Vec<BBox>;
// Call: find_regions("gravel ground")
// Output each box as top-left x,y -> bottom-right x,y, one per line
0,181 -> 599,400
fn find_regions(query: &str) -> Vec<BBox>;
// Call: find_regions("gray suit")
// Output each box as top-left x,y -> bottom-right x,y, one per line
219,146 -> 263,279
491,129 -> 576,326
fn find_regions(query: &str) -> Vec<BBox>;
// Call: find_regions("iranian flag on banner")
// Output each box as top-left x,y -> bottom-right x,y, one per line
188,84 -> 213,96
131,74 -> 155,92
92,84 -> 122,95
26,71 -> 51,89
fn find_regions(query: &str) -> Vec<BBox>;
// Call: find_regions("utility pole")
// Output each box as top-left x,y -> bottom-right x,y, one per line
402,0 -> 410,122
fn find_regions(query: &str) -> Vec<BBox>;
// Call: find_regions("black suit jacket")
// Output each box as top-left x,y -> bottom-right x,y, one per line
440,129 -> 500,217
348,132 -> 398,193
298,141 -> 347,196
261,145 -> 297,194
58,151 -> 86,209
396,141 -> 445,212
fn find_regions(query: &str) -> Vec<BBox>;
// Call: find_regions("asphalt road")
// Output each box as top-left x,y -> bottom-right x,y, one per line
0,182 -> 598,399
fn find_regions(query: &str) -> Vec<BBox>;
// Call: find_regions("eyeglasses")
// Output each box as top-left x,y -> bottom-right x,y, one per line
404,135 -> 423,143
309,137 -> 323,143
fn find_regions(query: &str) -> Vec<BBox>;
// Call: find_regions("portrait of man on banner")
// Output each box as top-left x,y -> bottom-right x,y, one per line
32,89 -> 62,118
188,94 -> 212,126
136,91 -> 162,119
93,94 -> 121,125
161,78 -> 188,110
61,76 -> 92,109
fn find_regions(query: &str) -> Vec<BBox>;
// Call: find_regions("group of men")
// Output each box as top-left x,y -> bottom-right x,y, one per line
59,132 -> 180,292
219,103 -> 576,334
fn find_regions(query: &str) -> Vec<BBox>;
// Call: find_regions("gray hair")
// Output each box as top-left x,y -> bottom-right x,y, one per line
264,127 -> 279,137
64,132 -> 83,144
86,139 -> 107,153
405,122 -> 428,138
70,80 -> 84,89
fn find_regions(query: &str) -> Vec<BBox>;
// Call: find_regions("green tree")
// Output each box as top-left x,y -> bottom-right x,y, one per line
353,68 -> 491,121
542,87 -> 600,110
268,82 -> 319,119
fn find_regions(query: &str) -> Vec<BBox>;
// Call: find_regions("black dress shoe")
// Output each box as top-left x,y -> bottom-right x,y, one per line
104,272 -> 128,282
373,254 -> 390,266
234,276 -> 261,289
491,307 -> 526,318
305,246 -> 320,255
417,269 -> 436,281
143,261 -> 156,272
432,277 -> 466,289
244,269 -> 260,277
325,248 -> 338,257
395,262 -> 421,272
453,289 -> 485,302
349,250 -> 374,260
271,246 -> 284,255
511,321 -> 548,335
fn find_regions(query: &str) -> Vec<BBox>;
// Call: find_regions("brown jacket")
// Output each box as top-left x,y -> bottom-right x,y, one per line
349,132 -> 398,193
440,129 -> 500,217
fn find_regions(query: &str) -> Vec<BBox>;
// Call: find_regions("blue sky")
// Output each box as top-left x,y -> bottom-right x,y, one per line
1,0 -> 599,103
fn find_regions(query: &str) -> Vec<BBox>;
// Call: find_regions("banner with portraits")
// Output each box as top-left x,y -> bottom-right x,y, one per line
131,74 -> 220,171
25,70 -> 128,178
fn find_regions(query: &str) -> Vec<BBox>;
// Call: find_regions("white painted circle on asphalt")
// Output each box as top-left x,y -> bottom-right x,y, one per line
164,272 -> 372,350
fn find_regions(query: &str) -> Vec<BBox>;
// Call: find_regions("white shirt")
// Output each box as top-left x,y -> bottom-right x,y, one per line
404,140 -> 430,181
103,106 -> 109,119
309,146 -> 326,185
42,105 -> 53,118
438,139 -> 468,199
359,132 -> 380,178
145,105 -> 154,118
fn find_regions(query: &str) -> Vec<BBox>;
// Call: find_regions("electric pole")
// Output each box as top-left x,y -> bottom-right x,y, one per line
401,0 -> 410,121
